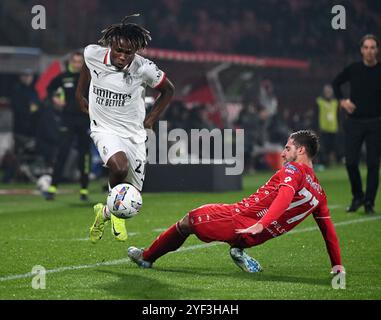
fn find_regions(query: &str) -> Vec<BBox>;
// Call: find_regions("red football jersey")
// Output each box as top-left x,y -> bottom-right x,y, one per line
233,162 -> 330,246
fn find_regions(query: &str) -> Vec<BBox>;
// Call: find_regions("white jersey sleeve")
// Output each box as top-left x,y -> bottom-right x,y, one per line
141,59 -> 166,89
84,44 -> 107,70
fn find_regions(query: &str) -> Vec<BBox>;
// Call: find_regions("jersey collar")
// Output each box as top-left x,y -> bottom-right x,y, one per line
103,48 -> 111,66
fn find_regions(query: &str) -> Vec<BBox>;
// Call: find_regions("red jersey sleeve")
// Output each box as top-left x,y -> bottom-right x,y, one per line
256,163 -> 303,229
258,186 -> 295,229
313,200 -> 342,267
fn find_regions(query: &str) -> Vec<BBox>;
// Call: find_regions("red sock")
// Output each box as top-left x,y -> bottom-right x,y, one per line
143,222 -> 188,262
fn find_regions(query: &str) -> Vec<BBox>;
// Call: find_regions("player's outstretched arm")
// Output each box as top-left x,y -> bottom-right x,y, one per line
75,63 -> 91,114
144,78 -> 175,129
313,208 -> 344,273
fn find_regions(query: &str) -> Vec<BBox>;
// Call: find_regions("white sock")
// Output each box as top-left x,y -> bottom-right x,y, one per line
103,205 -> 111,220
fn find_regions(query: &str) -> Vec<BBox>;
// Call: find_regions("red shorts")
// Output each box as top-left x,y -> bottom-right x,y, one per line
188,204 -> 264,248
188,204 -> 240,246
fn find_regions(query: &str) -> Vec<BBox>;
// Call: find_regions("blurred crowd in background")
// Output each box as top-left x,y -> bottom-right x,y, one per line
0,0 -> 377,183
0,67 -> 344,183
1,0 -> 380,58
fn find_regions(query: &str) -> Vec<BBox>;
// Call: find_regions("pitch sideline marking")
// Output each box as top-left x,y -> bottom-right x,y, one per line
1,215 -> 380,282
0,258 -> 130,282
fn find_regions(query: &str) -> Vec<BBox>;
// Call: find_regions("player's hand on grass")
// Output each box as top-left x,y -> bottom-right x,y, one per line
235,223 -> 264,235
340,99 -> 356,114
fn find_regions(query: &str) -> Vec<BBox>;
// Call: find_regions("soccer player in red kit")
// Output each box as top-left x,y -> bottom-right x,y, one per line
128,130 -> 345,274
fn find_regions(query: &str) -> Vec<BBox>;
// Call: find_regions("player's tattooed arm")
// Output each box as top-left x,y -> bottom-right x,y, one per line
76,63 -> 91,114
144,78 -> 175,129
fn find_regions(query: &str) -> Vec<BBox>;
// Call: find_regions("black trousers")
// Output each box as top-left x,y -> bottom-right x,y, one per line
51,123 -> 91,189
344,117 -> 381,205
319,132 -> 338,166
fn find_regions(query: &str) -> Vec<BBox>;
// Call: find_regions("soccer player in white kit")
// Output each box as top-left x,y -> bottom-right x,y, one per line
75,15 -> 175,242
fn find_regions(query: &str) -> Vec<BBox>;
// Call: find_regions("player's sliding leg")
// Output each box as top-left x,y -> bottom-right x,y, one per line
229,248 -> 262,273
128,215 -> 191,268
129,204 -> 262,272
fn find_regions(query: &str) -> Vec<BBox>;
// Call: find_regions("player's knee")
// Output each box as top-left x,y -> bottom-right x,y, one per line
178,214 -> 192,235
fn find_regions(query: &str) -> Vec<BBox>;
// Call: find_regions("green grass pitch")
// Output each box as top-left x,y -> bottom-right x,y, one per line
0,166 -> 380,300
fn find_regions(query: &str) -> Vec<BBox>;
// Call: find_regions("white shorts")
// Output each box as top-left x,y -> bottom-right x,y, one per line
90,131 -> 146,191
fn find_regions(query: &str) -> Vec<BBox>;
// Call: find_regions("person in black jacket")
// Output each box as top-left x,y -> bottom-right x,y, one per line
36,97 -> 63,170
45,51 -> 91,201
332,34 -> 381,214
11,69 -> 40,158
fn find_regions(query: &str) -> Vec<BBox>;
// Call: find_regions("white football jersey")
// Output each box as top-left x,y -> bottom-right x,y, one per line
84,44 -> 166,142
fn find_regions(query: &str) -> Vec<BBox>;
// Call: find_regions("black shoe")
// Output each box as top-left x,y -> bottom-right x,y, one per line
346,198 -> 364,213
364,202 -> 375,214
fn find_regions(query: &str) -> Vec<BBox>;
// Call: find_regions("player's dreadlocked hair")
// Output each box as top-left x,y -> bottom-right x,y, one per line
98,14 -> 151,51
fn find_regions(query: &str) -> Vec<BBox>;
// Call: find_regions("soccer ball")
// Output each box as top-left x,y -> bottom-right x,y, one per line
107,183 -> 143,219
